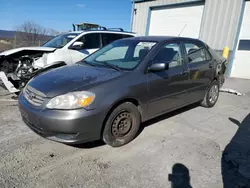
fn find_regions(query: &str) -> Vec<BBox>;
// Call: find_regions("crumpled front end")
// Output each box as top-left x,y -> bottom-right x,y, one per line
0,47 -> 60,92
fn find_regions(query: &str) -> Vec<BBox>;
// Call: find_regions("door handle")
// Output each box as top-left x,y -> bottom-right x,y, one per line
209,62 -> 214,68
182,70 -> 189,75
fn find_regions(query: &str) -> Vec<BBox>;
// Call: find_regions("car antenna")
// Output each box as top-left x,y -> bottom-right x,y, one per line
178,24 -> 187,37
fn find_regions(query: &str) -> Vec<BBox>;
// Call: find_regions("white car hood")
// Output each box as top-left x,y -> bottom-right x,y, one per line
0,46 -> 56,56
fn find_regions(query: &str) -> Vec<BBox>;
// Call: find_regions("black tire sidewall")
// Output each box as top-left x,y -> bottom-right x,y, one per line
205,80 -> 219,107
102,102 -> 141,147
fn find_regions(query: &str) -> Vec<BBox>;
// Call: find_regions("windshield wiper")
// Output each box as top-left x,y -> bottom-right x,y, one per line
101,61 -> 122,72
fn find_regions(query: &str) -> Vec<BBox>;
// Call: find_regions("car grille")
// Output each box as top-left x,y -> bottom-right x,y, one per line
23,85 -> 47,106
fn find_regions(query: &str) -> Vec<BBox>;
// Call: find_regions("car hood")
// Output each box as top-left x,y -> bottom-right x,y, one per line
28,64 -> 123,97
0,46 -> 56,56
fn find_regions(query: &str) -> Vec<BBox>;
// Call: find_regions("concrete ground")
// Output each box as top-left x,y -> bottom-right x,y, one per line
0,78 -> 250,188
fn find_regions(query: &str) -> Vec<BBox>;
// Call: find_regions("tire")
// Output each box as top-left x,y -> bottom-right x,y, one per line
102,102 -> 141,147
201,80 -> 219,108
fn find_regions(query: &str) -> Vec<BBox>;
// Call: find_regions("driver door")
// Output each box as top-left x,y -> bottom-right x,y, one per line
69,33 -> 101,63
147,42 -> 189,117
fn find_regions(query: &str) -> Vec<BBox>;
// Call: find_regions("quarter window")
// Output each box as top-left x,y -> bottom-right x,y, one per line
184,43 -> 211,63
153,43 -> 183,68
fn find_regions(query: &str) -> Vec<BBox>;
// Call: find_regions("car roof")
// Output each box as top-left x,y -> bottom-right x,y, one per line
123,36 -> 202,43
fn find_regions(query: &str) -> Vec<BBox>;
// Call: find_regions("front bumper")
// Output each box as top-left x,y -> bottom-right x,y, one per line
18,93 -> 107,144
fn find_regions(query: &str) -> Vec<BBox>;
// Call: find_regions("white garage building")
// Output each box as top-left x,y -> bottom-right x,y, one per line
131,0 -> 250,78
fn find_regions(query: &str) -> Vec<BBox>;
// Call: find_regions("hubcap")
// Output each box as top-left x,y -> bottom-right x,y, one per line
209,85 -> 219,104
111,112 -> 133,138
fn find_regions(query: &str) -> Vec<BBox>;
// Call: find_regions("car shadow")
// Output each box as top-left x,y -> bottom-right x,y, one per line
137,102 -> 200,137
168,163 -> 193,188
70,140 -> 105,149
222,113 -> 250,187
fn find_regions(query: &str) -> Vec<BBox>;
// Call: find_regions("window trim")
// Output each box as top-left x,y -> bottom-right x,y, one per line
204,48 -> 213,61
183,41 -> 209,64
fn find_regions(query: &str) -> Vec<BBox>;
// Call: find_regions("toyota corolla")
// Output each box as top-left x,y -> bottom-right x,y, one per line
18,36 -> 225,147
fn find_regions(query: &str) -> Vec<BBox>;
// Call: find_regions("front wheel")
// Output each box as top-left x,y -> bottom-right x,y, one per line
102,102 -> 141,147
201,80 -> 219,108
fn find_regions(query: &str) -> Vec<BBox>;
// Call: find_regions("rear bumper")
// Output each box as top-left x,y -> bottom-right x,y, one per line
18,93 -> 107,144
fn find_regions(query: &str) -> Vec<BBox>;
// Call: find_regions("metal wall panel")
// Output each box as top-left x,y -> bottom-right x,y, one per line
199,0 -> 242,50
132,0 -> 243,50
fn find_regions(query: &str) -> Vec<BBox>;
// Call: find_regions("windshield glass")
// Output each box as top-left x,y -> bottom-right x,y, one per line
81,40 -> 157,70
42,33 -> 80,48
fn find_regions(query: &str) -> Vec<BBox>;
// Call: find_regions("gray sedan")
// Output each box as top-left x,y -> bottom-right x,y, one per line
18,36 -> 225,147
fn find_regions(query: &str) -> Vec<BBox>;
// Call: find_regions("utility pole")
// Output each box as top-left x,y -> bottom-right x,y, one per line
13,35 -> 16,48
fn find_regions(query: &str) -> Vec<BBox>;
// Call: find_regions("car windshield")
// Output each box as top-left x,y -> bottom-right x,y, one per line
81,40 -> 157,70
42,33 -> 80,48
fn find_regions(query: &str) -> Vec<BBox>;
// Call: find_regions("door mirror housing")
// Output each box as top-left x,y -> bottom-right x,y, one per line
70,41 -> 84,50
148,62 -> 168,72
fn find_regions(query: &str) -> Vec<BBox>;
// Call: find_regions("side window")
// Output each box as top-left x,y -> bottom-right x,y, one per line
134,45 -> 149,59
153,43 -> 183,68
78,33 -> 101,49
102,33 -> 123,46
133,42 -> 156,60
184,43 -> 210,64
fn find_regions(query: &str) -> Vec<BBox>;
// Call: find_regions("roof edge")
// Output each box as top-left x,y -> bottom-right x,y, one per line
134,0 -> 156,3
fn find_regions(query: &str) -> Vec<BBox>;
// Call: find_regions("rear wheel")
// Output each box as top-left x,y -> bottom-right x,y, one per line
201,80 -> 219,108
102,102 -> 141,147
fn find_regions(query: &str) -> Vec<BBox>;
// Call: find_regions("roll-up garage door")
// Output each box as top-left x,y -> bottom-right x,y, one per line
148,4 -> 204,38
231,2 -> 250,79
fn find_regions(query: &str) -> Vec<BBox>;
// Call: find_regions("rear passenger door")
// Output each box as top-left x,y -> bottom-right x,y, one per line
183,41 -> 214,102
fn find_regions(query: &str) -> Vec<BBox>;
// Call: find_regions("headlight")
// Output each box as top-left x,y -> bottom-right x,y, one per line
46,91 -> 95,110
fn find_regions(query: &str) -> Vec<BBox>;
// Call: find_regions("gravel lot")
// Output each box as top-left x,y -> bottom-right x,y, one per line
0,78 -> 250,188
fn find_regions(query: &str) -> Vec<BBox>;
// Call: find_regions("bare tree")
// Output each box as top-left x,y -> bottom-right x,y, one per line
47,28 -> 61,36
15,21 -> 59,47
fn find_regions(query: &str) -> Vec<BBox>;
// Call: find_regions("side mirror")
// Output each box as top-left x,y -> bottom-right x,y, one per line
148,62 -> 168,72
70,41 -> 84,50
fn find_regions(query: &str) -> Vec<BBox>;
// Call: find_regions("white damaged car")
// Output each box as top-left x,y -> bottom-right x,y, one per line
0,30 -> 135,91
